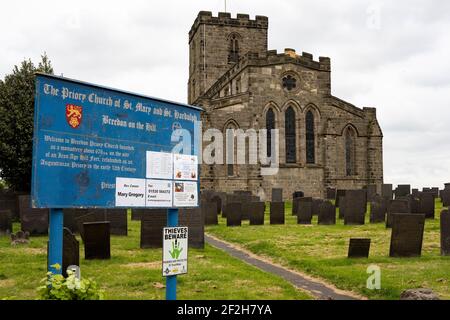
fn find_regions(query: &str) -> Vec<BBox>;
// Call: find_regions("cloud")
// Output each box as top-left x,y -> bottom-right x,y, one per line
1,0 -> 449,188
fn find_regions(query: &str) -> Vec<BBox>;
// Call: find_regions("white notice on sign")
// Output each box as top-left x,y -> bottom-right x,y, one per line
163,227 -> 188,277
173,181 -> 198,207
146,151 -> 173,179
145,179 -> 172,207
115,177 -> 146,207
173,154 -> 198,181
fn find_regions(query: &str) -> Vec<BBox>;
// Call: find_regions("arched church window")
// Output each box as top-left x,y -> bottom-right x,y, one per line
228,34 -> 239,63
306,110 -> 315,164
285,106 -> 296,163
226,122 -> 237,176
266,108 -> 275,157
345,127 -> 356,176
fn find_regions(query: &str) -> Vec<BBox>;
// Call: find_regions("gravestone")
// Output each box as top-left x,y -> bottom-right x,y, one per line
75,211 -> 105,241
225,203 -> 242,227
62,228 -> 79,277
389,213 -> 425,257
105,209 -> 128,236
386,199 -> 410,228
63,209 -> 89,233
0,191 -> 19,221
270,202 -> 285,225
140,211 -> 166,248
418,192 -> 435,219
366,185 -> 377,202
203,202 -> 218,225
19,195 -> 49,235
441,210 -> 450,256
297,198 -> 312,225
344,190 -> 366,225
10,231 -> 30,245
318,201 -> 336,225
272,188 -> 283,202
348,238 -> 371,258
370,200 -> 387,223
292,197 -> 300,216
179,208 -> 205,249
412,189 -> 419,198
338,196 -> 346,219
441,189 -> 450,207
326,187 -> 336,200
381,184 -> 393,200
0,210 -> 12,235
395,184 -> 411,198
431,187 -> 439,198
335,190 -> 346,207
210,195 -> 222,215
241,202 -> 252,220
312,198 -> 323,216
83,222 -> 110,260
249,202 -> 265,225
293,191 -> 304,199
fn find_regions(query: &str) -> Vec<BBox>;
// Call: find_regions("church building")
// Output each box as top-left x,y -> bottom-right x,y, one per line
188,11 -> 383,199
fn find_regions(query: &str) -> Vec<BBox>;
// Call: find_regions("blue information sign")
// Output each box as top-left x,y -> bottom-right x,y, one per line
31,73 -> 201,209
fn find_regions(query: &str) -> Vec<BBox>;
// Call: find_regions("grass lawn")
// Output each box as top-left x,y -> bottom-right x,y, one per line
0,212 -> 311,300
207,199 -> 450,300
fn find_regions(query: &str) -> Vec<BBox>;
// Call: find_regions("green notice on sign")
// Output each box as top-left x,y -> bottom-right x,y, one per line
162,227 -> 188,277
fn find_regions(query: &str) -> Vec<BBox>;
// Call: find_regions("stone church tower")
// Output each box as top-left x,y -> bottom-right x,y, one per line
188,11 -> 383,199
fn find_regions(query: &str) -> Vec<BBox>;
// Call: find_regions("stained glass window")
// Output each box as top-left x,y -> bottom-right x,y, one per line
285,107 -> 296,163
266,108 -> 275,158
306,110 -> 315,164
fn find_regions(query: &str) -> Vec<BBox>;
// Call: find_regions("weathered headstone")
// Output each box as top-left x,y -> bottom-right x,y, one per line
297,198 -> 312,225
293,191 -> 304,200
318,201 -> 336,225
381,184 -> 393,200
348,238 -> 371,258
132,208 -> 166,221
179,208 -> 204,249
440,189 -> 450,207
272,188 -> 283,202
431,187 -> 439,199
203,202 -> 218,225
418,192 -> 435,219
19,195 -> 49,235
395,184 -> 411,198
412,189 -> 419,198
210,195 -> 222,215
389,213 -> 425,257
83,222 -> 110,260
370,201 -> 387,223
338,196 -> 346,219
140,211 -> 166,248
75,211 -> 104,241
312,198 -> 323,216
335,190 -> 346,207
62,227 -> 79,277
386,199 -> 410,228
441,210 -> 450,256
344,190 -> 366,225
0,210 -> 12,235
366,185 -> 377,202
105,209 -> 128,236
326,187 -> 336,200
270,202 -> 285,225
249,202 -> 265,225
225,202 -> 242,227
241,201 -> 252,220
63,209 -> 88,234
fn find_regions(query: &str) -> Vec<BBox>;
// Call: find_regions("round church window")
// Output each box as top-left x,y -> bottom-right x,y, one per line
282,75 -> 297,91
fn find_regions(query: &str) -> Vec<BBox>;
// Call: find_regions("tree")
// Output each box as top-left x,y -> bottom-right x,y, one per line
0,54 -> 54,192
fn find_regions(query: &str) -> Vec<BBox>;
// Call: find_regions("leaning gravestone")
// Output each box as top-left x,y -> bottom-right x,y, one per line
83,222 -> 110,260
202,202 -> 218,225
344,190 -> 366,225
318,201 -> 336,225
272,188 -> 283,202
395,184 -> 411,198
418,192 -> 435,219
389,213 -> 425,257
19,195 -> 49,235
270,202 -> 285,225
0,210 -> 12,235
140,211 -> 166,248
179,208 -> 205,249
249,202 -> 265,225
297,198 -> 312,225
225,203 -> 242,227
348,238 -> 371,258
381,184 -> 393,200
62,228 -> 79,277
386,199 -> 410,228
441,210 -> 450,256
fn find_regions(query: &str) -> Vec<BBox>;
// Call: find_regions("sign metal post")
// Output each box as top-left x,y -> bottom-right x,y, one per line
48,208 -> 63,274
166,208 -> 178,300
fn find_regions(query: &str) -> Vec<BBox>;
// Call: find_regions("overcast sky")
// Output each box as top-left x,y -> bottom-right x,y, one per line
1,0 -> 449,189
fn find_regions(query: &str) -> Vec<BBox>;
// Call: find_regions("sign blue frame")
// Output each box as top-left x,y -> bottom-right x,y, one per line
31,73 -> 201,209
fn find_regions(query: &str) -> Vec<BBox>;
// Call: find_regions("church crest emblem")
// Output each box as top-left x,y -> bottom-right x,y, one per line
66,104 -> 83,129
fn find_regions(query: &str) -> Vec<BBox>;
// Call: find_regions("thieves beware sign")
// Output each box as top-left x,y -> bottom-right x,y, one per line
163,227 -> 188,277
